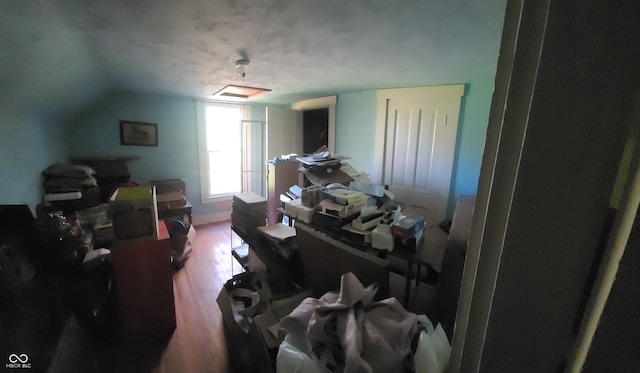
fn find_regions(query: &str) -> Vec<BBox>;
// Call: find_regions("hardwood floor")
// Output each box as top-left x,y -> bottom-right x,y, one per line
87,220 -> 435,373
90,220 -> 244,373
150,220 -> 242,373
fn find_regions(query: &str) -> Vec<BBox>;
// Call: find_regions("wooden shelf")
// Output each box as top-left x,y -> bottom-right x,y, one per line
231,243 -> 249,269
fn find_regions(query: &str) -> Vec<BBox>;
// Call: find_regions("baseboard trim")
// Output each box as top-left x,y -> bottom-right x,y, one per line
192,211 -> 231,226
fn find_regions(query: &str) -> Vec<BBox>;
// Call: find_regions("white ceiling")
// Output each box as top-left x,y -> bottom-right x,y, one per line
0,0 -> 506,120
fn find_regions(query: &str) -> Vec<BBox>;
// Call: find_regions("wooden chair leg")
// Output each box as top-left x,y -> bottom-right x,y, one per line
403,261 -> 412,308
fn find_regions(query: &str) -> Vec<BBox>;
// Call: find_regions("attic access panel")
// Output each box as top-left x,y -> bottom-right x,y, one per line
212,85 -> 271,101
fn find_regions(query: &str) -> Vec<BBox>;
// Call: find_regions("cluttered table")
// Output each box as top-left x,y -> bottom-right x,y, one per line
242,147 -> 451,308
285,217 -> 448,307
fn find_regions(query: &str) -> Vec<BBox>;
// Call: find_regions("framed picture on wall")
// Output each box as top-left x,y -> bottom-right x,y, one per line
120,120 -> 158,147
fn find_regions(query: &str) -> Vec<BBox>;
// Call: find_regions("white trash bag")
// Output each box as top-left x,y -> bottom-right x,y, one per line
414,315 -> 451,373
277,331 -> 339,373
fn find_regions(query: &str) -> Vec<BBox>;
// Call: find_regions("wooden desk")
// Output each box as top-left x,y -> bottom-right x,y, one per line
386,226 -> 448,305
295,222 -> 390,300
111,223 -> 176,339
295,221 -> 448,307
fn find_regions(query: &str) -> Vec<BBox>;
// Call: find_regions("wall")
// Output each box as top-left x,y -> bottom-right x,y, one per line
0,113 -> 69,211
67,92 -> 272,222
250,104 -> 267,123
334,91 -> 377,174
0,84 -> 494,222
335,79 -> 495,218
67,91 -> 212,217
451,79 -> 496,200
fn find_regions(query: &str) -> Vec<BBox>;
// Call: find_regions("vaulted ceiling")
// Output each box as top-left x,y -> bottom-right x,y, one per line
0,0 -> 506,122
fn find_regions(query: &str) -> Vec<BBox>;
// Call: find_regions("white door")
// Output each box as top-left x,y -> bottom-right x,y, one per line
266,106 -> 303,160
375,85 -> 464,226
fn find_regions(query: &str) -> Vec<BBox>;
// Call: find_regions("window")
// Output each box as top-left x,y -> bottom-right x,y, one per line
197,101 -> 245,202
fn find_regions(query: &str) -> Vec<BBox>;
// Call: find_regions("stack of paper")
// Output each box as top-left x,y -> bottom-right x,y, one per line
256,223 -> 296,242
232,192 -> 268,235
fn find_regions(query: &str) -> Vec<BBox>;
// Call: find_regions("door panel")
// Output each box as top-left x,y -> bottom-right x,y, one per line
382,97 -> 456,226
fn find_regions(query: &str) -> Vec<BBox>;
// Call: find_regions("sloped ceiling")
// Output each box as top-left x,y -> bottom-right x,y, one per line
0,0 -> 506,122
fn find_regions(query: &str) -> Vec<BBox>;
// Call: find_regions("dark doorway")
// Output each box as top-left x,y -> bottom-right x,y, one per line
303,108 -> 329,154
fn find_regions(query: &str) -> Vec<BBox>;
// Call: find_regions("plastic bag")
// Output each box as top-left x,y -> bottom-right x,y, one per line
277,333 -> 322,373
414,316 -> 451,373
277,331 -> 342,373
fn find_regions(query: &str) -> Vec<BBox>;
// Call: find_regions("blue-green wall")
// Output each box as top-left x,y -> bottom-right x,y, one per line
0,85 -> 493,220
451,80 -> 495,199
67,93 -> 271,219
67,91 -> 216,216
0,113 -> 68,212
334,91 -> 378,174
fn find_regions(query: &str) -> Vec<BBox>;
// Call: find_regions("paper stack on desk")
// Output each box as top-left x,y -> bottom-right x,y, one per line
371,224 -> 394,250
257,223 -> 298,259
352,211 -> 385,231
325,189 -> 367,205
317,189 -> 367,218
257,223 -> 296,242
284,198 -> 302,218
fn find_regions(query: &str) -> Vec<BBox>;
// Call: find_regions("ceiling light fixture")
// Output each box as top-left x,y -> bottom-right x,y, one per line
211,58 -> 271,101
235,59 -> 250,81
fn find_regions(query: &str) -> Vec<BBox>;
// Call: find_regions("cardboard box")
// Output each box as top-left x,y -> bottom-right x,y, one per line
217,272 -> 311,373
342,223 -> 372,244
217,272 -> 256,373
168,223 -> 196,268
157,196 -> 187,210
295,205 -> 315,223
156,191 -> 185,203
150,178 -> 186,195
391,214 -> 426,239
247,289 -> 313,373
76,203 -> 111,227
284,198 -> 301,218
313,210 -> 358,228
349,181 -> 386,197
317,199 -> 365,218
109,186 -> 159,241
324,189 -> 368,205
371,223 -> 394,251
352,211 -> 385,231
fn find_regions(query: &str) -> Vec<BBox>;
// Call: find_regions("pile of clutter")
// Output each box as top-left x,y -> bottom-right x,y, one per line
41,162 -> 114,246
41,163 -> 102,212
281,147 -> 426,252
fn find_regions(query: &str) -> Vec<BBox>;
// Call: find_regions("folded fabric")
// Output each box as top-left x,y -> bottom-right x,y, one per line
279,272 -> 419,373
42,163 -> 96,179
43,177 -> 98,192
